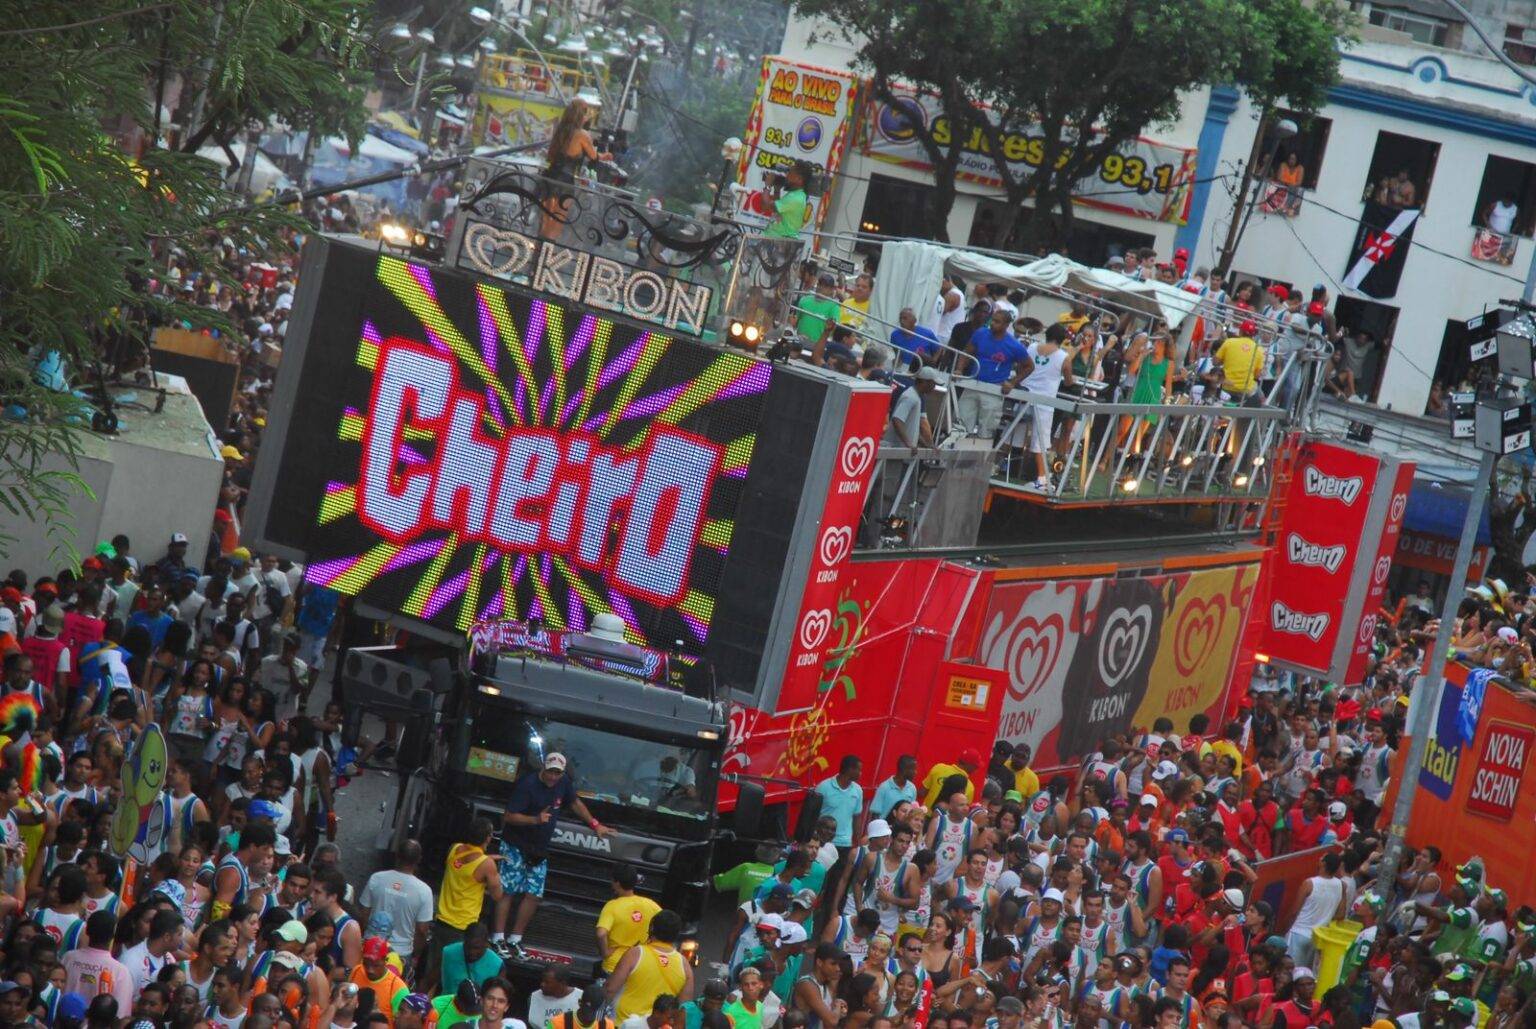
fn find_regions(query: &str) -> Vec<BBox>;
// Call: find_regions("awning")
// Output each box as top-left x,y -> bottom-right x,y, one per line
1403,479 -> 1492,545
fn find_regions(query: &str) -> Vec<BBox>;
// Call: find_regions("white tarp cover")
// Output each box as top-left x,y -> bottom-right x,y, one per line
869,239 -> 1203,333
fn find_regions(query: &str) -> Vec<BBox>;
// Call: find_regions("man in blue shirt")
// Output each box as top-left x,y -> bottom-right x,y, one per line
127,587 -> 174,649
958,308 -> 1029,438
493,752 -> 613,959
890,308 -> 940,368
813,754 -> 863,850
870,754 -> 919,822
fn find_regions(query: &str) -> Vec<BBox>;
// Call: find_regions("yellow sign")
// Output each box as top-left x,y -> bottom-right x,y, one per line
474,93 -> 565,149
1132,564 -> 1259,729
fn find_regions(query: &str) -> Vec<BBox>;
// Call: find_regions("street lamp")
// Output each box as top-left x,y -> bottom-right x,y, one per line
469,5 -> 571,102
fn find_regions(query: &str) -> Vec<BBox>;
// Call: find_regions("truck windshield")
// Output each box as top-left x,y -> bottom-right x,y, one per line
465,707 -> 715,832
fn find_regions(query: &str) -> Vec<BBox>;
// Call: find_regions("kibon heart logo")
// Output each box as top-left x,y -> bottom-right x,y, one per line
462,223 -> 527,277
840,436 -> 875,478
819,525 -> 853,566
1173,595 -> 1226,677
1004,613 -> 1065,703
1390,492 -> 1407,522
1098,605 -> 1154,689
1373,555 -> 1392,586
799,608 -> 832,650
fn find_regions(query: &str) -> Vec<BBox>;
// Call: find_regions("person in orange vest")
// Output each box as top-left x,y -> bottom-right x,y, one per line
349,937 -> 409,1026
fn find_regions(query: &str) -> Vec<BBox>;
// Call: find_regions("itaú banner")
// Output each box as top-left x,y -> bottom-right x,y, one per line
1261,439 -> 1414,684
861,87 -> 1197,224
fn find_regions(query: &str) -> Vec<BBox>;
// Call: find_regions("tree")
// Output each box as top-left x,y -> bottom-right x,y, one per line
0,0 -> 372,560
792,0 -> 1350,250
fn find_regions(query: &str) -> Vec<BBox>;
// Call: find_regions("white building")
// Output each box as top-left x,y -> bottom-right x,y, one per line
775,5 -> 1536,417
1186,33 -> 1536,416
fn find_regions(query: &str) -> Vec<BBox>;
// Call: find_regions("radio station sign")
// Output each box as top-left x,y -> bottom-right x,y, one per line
735,57 -> 859,231
458,219 -> 713,337
1467,720 -> 1535,821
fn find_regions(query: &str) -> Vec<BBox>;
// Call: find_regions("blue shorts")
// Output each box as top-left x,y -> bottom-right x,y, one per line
499,839 -> 548,896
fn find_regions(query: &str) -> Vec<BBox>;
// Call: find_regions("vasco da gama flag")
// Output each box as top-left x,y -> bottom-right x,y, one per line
1343,201 -> 1420,299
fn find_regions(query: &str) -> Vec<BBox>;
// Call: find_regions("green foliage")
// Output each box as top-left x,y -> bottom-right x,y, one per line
793,0 -> 1351,247
0,0 -> 372,562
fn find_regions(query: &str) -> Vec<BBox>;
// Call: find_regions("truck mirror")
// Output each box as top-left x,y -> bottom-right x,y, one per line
793,790 -> 825,843
734,781 -> 764,837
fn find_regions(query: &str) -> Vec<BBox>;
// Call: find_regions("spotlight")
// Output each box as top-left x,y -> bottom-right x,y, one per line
1121,477 -> 1139,493
1252,455 -> 1265,467
744,325 -> 760,343
1234,473 -> 1250,488
1179,454 -> 1193,467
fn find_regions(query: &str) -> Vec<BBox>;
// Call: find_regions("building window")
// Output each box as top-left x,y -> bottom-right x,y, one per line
1362,130 -> 1440,210
1364,4 -> 1452,46
858,174 -> 936,241
1506,23 -> 1536,66
1263,111 -> 1331,191
967,198 -> 1153,265
1472,155 -> 1536,237
1333,296 -> 1398,402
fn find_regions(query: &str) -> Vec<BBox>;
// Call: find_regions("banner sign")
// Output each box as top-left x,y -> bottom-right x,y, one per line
1466,719 -> 1534,821
1395,530 -> 1489,581
735,57 -> 859,231
283,250 -> 772,650
1418,670 -> 1464,801
861,87 -> 1198,224
774,388 -> 890,713
1262,440 -> 1412,683
1342,201 -> 1420,299
456,219 -> 714,337
979,562 -> 1259,767
1345,459 -> 1415,683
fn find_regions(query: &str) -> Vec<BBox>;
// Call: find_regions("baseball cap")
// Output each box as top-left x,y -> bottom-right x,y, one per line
1153,760 -> 1179,780
778,921 -> 809,946
1328,801 -> 1347,820
791,888 -> 817,909
0,587 -> 20,605
866,819 -> 892,839
543,752 -> 567,771
270,951 -> 306,971
220,445 -> 244,461
1357,892 -> 1386,913
1166,828 -> 1190,844
1139,793 -> 1158,807
57,993 -> 88,1022
1445,964 -> 1473,982
1042,888 -> 1066,904
362,936 -> 390,961
767,882 -> 793,901
400,995 -> 433,1016
755,912 -> 785,934
1291,967 -> 1316,982
1430,990 -> 1452,1004
1222,888 -> 1245,908
957,748 -> 982,767
170,532 -> 189,545
1452,998 -> 1477,1019
947,894 -> 976,913
1498,626 -> 1520,643
275,920 -> 308,944
247,799 -> 281,823
0,981 -> 26,997
151,880 -> 187,908
229,546 -> 252,563
1487,887 -> 1508,908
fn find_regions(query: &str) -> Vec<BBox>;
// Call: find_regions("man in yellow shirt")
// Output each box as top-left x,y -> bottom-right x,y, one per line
1213,323 -> 1265,399
1209,722 -> 1244,776
596,863 -> 660,973
920,748 -> 982,808
1006,743 -> 1041,800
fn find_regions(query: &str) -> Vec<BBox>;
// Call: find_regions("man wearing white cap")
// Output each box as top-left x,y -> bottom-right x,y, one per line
835,818 -> 894,918
493,752 -> 613,960
1020,887 -> 1067,966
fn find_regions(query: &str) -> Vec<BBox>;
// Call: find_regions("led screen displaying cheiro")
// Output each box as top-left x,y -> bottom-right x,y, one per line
299,253 -> 771,648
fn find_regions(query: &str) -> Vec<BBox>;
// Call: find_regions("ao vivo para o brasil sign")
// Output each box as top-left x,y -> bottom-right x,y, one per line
1466,720 -> 1535,821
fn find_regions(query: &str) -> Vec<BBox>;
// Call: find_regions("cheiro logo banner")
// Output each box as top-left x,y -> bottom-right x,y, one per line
1271,601 -> 1328,641
1286,533 -> 1345,574
1303,466 -> 1363,505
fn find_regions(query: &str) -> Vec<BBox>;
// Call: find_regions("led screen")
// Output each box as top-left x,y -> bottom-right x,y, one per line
287,250 -> 771,648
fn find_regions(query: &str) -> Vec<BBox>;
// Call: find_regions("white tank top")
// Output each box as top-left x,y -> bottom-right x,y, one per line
1291,875 -> 1344,933
873,854 -> 908,933
932,814 -> 971,884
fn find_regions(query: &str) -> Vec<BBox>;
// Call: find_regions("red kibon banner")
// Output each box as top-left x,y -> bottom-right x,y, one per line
1261,439 -> 1414,684
774,389 -> 890,715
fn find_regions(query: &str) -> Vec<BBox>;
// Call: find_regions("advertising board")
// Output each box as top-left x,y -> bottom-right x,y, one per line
734,58 -> 859,231
247,239 -> 871,697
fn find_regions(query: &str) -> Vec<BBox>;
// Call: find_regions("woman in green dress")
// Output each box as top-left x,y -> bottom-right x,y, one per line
1122,334 -> 1176,459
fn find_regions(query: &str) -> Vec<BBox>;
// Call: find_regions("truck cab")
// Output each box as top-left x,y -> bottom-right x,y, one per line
345,618 -> 745,979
